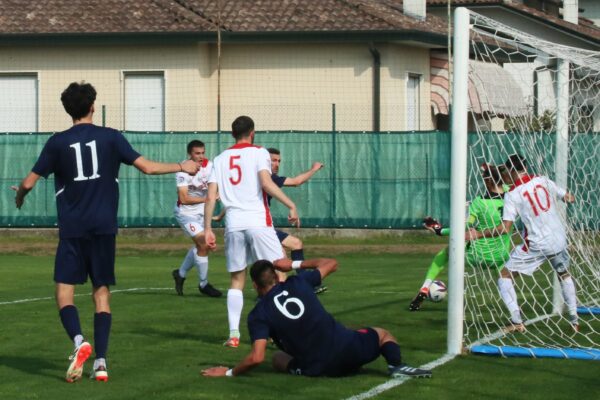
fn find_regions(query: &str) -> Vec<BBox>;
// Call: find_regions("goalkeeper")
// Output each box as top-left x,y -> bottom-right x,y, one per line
409,163 -> 511,311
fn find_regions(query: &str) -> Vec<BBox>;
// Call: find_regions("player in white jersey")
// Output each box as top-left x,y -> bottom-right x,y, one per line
171,140 -> 222,298
467,154 -> 578,333
204,116 -> 299,348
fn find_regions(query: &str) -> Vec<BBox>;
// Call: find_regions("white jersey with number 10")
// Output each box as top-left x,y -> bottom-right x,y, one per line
208,143 -> 273,232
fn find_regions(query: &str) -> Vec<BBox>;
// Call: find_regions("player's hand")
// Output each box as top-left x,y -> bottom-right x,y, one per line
212,214 -> 223,222
180,159 -> 200,175
312,162 -> 324,171
201,366 -> 229,377
465,228 -> 479,241
205,229 -> 217,250
11,186 -> 24,209
273,258 -> 293,272
288,207 -> 300,227
423,216 -> 442,236
563,193 -> 575,203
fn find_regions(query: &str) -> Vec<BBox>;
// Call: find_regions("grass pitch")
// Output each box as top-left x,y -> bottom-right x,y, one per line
0,234 -> 598,399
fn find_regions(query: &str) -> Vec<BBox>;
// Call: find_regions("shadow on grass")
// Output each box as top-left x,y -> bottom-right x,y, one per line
0,355 -> 63,380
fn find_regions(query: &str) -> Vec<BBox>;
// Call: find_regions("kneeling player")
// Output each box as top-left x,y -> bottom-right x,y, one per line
202,257 -> 431,378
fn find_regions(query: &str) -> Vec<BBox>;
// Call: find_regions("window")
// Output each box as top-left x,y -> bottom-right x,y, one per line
406,73 -> 421,131
124,72 -> 164,131
0,74 -> 38,132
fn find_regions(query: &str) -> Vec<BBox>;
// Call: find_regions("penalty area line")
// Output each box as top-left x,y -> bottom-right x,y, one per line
0,287 -> 172,306
342,353 -> 456,400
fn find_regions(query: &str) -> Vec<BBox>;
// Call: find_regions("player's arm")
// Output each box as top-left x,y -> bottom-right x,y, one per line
563,192 -> 575,203
177,186 -> 205,205
133,157 -> 198,175
466,220 -> 513,241
283,162 -> 324,187
203,182 -> 218,250
274,258 -> 338,280
212,208 -> 226,222
259,170 -> 299,227
201,339 -> 267,377
11,171 -> 42,209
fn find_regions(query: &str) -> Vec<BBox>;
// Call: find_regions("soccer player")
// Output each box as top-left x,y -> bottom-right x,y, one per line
268,148 -> 326,293
203,116 -> 299,348
171,140 -> 221,297
201,257 -> 432,378
11,82 -> 199,383
467,154 -> 578,333
409,163 -> 511,311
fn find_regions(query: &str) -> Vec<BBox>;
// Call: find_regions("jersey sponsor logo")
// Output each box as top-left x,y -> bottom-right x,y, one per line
273,290 -> 305,320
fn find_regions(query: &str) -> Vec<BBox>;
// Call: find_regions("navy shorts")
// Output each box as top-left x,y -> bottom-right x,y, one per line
54,235 -> 116,287
275,229 -> 289,243
288,327 -> 380,377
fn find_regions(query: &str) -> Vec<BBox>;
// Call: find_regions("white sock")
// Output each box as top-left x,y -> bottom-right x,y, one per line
93,358 -> 106,369
74,334 -> 84,348
227,289 -> 244,337
195,254 -> 209,288
498,277 -> 522,324
560,276 -> 578,322
178,247 -> 195,278
421,279 -> 433,291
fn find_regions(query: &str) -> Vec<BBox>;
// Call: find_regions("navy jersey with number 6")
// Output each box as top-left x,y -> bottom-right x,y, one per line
247,270 -> 354,376
32,124 -> 140,239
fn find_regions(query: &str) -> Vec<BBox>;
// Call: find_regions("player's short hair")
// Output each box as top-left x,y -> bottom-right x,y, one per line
504,154 -> 527,173
480,163 -> 503,186
187,140 -> 205,154
250,260 -> 278,289
61,81 -> 96,120
232,116 -> 254,140
268,148 -> 280,155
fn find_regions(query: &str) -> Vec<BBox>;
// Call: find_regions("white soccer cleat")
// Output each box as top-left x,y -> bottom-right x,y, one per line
90,365 -> 109,382
65,341 -> 92,383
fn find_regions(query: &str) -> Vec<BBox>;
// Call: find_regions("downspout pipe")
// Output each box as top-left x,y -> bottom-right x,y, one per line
369,43 -> 381,133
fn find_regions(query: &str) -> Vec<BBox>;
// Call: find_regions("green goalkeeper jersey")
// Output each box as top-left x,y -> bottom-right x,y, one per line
464,193 -> 511,267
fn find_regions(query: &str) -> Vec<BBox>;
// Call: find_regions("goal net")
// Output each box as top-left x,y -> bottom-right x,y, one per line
455,11 -> 600,359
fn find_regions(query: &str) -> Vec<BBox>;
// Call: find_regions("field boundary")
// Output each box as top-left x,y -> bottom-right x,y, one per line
0,287 -> 172,305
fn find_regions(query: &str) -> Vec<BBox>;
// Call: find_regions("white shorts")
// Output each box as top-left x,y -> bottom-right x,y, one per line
175,213 -> 204,238
225,228 -> 284,273
505,246 -> 570,276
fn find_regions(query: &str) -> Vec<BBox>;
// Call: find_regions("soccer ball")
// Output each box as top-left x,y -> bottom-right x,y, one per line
428,280 -> 447,302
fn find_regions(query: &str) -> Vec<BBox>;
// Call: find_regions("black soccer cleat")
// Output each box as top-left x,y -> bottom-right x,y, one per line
172,269 -> 185,296
409,290 -> 428,311
199,282 -> 222,298
314,285 -> 328,295
389,364 -> 432,379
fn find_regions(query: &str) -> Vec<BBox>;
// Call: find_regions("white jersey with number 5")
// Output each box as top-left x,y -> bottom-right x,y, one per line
208,143 -> 273,232
503,175 -> 567,254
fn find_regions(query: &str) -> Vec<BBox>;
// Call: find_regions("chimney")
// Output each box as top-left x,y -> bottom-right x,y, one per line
562,0 -> 579,24
404,0 -> 426,20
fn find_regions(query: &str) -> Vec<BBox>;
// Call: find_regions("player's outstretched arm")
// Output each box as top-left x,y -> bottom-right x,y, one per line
133,157 -> 199,175
202,339 -> 267,377
203,182 -> 218,250
11,172 -> 41,209
274,258 -> 338,280
259,170 -> 299,227
284,162 -> 324,187
466,220 -> 513,241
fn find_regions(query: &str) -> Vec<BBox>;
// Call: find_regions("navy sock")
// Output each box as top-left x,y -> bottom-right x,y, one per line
381,341 -> 402,367
291,249 -> 304,261
59,305 -> 82,342
94,312 -> 112,359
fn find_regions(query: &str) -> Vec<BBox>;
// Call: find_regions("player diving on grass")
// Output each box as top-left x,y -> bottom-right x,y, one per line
171,140 -> 222,298
202,257 -> 431,378
409,163 -> 512,311
267,147 -> 327,294
466,154 -> 579,333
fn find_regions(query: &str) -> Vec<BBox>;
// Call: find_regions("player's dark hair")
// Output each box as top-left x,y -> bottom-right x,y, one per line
505,154 -> 527,173
480,163 -> 503,186
61,82 -> 97,120
232,116 -> 254,140
250,260 -> 278,289
187,140 -> 205,154
268,148 -> 280,155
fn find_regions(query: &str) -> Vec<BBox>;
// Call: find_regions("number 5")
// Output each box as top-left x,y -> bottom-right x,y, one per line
229,155 -> 242,185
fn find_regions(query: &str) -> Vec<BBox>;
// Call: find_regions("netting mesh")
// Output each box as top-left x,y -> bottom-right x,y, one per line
463,13 -> 600,354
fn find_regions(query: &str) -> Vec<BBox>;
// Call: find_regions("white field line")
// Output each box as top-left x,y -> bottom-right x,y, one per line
343,353 -> 456,400
469,313 -> 555,348
0,287 -> 172,306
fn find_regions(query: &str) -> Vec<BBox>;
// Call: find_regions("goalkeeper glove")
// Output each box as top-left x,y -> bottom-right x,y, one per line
423,216 -> 443,236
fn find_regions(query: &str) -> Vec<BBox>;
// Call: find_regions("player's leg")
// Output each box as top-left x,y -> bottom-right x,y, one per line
224,231 -> 248,347
371,327 -> 431,378
497,266 -> 525,332
192,231 -> 222,297
88,235 -> 117,381
549,250 -> 579,331
282,232 -> 327,294
409,247 -> 449,311
172,216 -> 200,295
271,351 -> 294,373
55,238 -> 92,382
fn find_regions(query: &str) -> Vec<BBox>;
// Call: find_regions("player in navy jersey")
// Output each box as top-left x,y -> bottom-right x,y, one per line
202,257 -> 431,379
11,82 -> 199,383
267,148 -> 326,293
